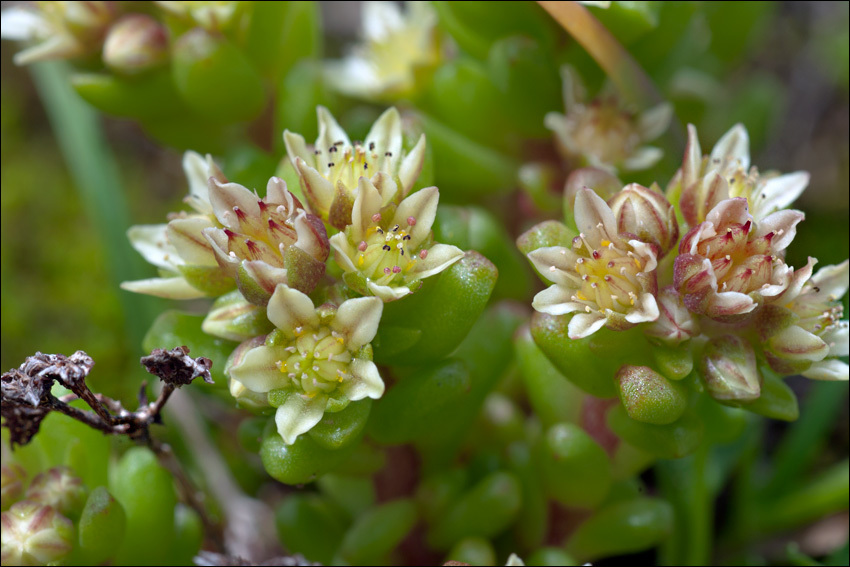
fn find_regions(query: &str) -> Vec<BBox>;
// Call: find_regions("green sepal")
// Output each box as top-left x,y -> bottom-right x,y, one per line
515,325 -> 584,427
308,399 -> 372,451
203,290 -> 274,342
77,486 -> 127,565
617,365 -> 689,425
537,423 -> 612,509
284,243 -> 327,295
110,447 -> 177,565
177,263 -> 237,297
426,471 -> 522,550
607,405 -> 704,459
244,1 -> 321,83
143,310 -> 238,389
446,537 -> 497,567
368,359 -> 471,445
487,36 -> 561,138
434,205 -> 532,300
236,262 -> 273,306
172,28 -> 266,123
71,70 -> 184,120
516,220 -> 576,257
275,493 -> 348,565
374,251 -> 497,365
744,368 -> 799,422
337,500 -> 418,565
565,498 -> 674,561
260,423 -> 361,485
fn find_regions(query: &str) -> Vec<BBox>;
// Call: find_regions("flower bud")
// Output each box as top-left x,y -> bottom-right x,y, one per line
644,287 -> 698,345
608,183 -> 679,257
616,365 -> 688,425
1,465 -> 28,511
0,501 -> 74,566
202,290 -> 274,342
103,14 -> 169,75
25,467 -> 88,521
226,336 -> 271,413
699,336 -> 762,402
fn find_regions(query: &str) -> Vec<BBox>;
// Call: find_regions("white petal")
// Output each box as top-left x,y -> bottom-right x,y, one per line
362,0 -> 404,40
705,197 -> 750,228
283,130 -> 313,169
1,7 -> 49,41
710,124 -> 750,171
341,359 -> 385,401
527,246 -> 576,287
709,290 -> 757,317
208,179 -> 261,227
411,244 -> 464,279
332,297 -> 383,350
296,158 -> 336,214
275,394 -> 328,445
395,186 -> 439,247
559,65 -> 585,112
229,345 -> 287,393
398,134 -> 426,195
242,261 -> 289,296
128,224 -> 180,270
120,277 -> 205,299
637,103 -> 673,141
756,209 -> 804,252
167,217 -> 217,266
267,285 -> 319,336
622,146 -> 663,171
574,188 -> 618,241
365,107 -> 402,167
824,324 -> 849,357
802,359 -> 849,381
266,177 -> 295,210
351,177 -> 384,240
812,260 -> 850,301
568,312 -> 607,339
316,106 -> 352,165
366,281 -> 411,301
681,124 -> 703,190
532,286 -> 583,315
182,151 -> 214,214
625,293 -> 660,323
330,233 -> 359,272
755,171 -> 809,217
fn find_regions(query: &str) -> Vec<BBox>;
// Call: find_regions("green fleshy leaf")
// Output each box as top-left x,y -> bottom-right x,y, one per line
617,365 -> 688,425
71,70 -> 184,120
446,537 -> 497,566
260,422 -> 360,485
744,369 -> 799,422
337,500 -> 418,565
77,487 -> 127,565
275,494 -> 347,565
607,405 -> 704,459
537,423 -> 612,509
308,399 -> 372,451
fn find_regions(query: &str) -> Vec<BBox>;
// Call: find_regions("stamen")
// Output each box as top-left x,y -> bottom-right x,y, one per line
358,241 -> 368,252
392,266 -> 402,274
419,250 -> 428,259
372,213 -> 381,223
407,216 -> 417,226
382,244 -> 392,251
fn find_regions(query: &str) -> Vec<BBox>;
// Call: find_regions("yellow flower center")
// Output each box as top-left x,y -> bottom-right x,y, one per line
352,215 -> 427,287
318,142 -> 397,192
276,326 -> 353,398
569,232 -> 646,313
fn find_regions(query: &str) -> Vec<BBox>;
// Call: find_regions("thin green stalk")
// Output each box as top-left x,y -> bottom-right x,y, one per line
28,61 -> 158,352
656,447 -> 711,566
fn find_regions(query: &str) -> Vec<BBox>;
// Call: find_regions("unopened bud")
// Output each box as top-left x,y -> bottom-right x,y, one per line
700,336 -> 762,402
226,336 -> 271,412
645,287 -> 698,346
1,465 -> 28,511
0,501 -> 74,566
616,365 -> 687,425
25,467 -> 87,521
103,14 -> 169,75
608,183 -> 679,257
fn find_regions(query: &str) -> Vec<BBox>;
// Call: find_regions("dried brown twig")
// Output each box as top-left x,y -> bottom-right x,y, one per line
1,346 -> 220,546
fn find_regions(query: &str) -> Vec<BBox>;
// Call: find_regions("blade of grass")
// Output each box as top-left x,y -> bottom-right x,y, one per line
28,61 -> 159,353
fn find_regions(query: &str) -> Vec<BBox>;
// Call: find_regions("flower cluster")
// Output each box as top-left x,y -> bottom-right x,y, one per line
523,123 -> 848,412
123,108 -> 464,445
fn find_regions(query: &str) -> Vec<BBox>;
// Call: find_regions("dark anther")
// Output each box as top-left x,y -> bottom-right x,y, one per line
382,244 -> 392,251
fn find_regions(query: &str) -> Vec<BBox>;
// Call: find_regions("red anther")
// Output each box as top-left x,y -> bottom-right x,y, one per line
371,213 -> 382,223
383,267 -> 391,275
592,250 -> 601,260
419,249 -> 428,260
358,241 -> 368,252
407,216 -> 417,227
392,265 -> 402,274
608,261 -> 616,268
